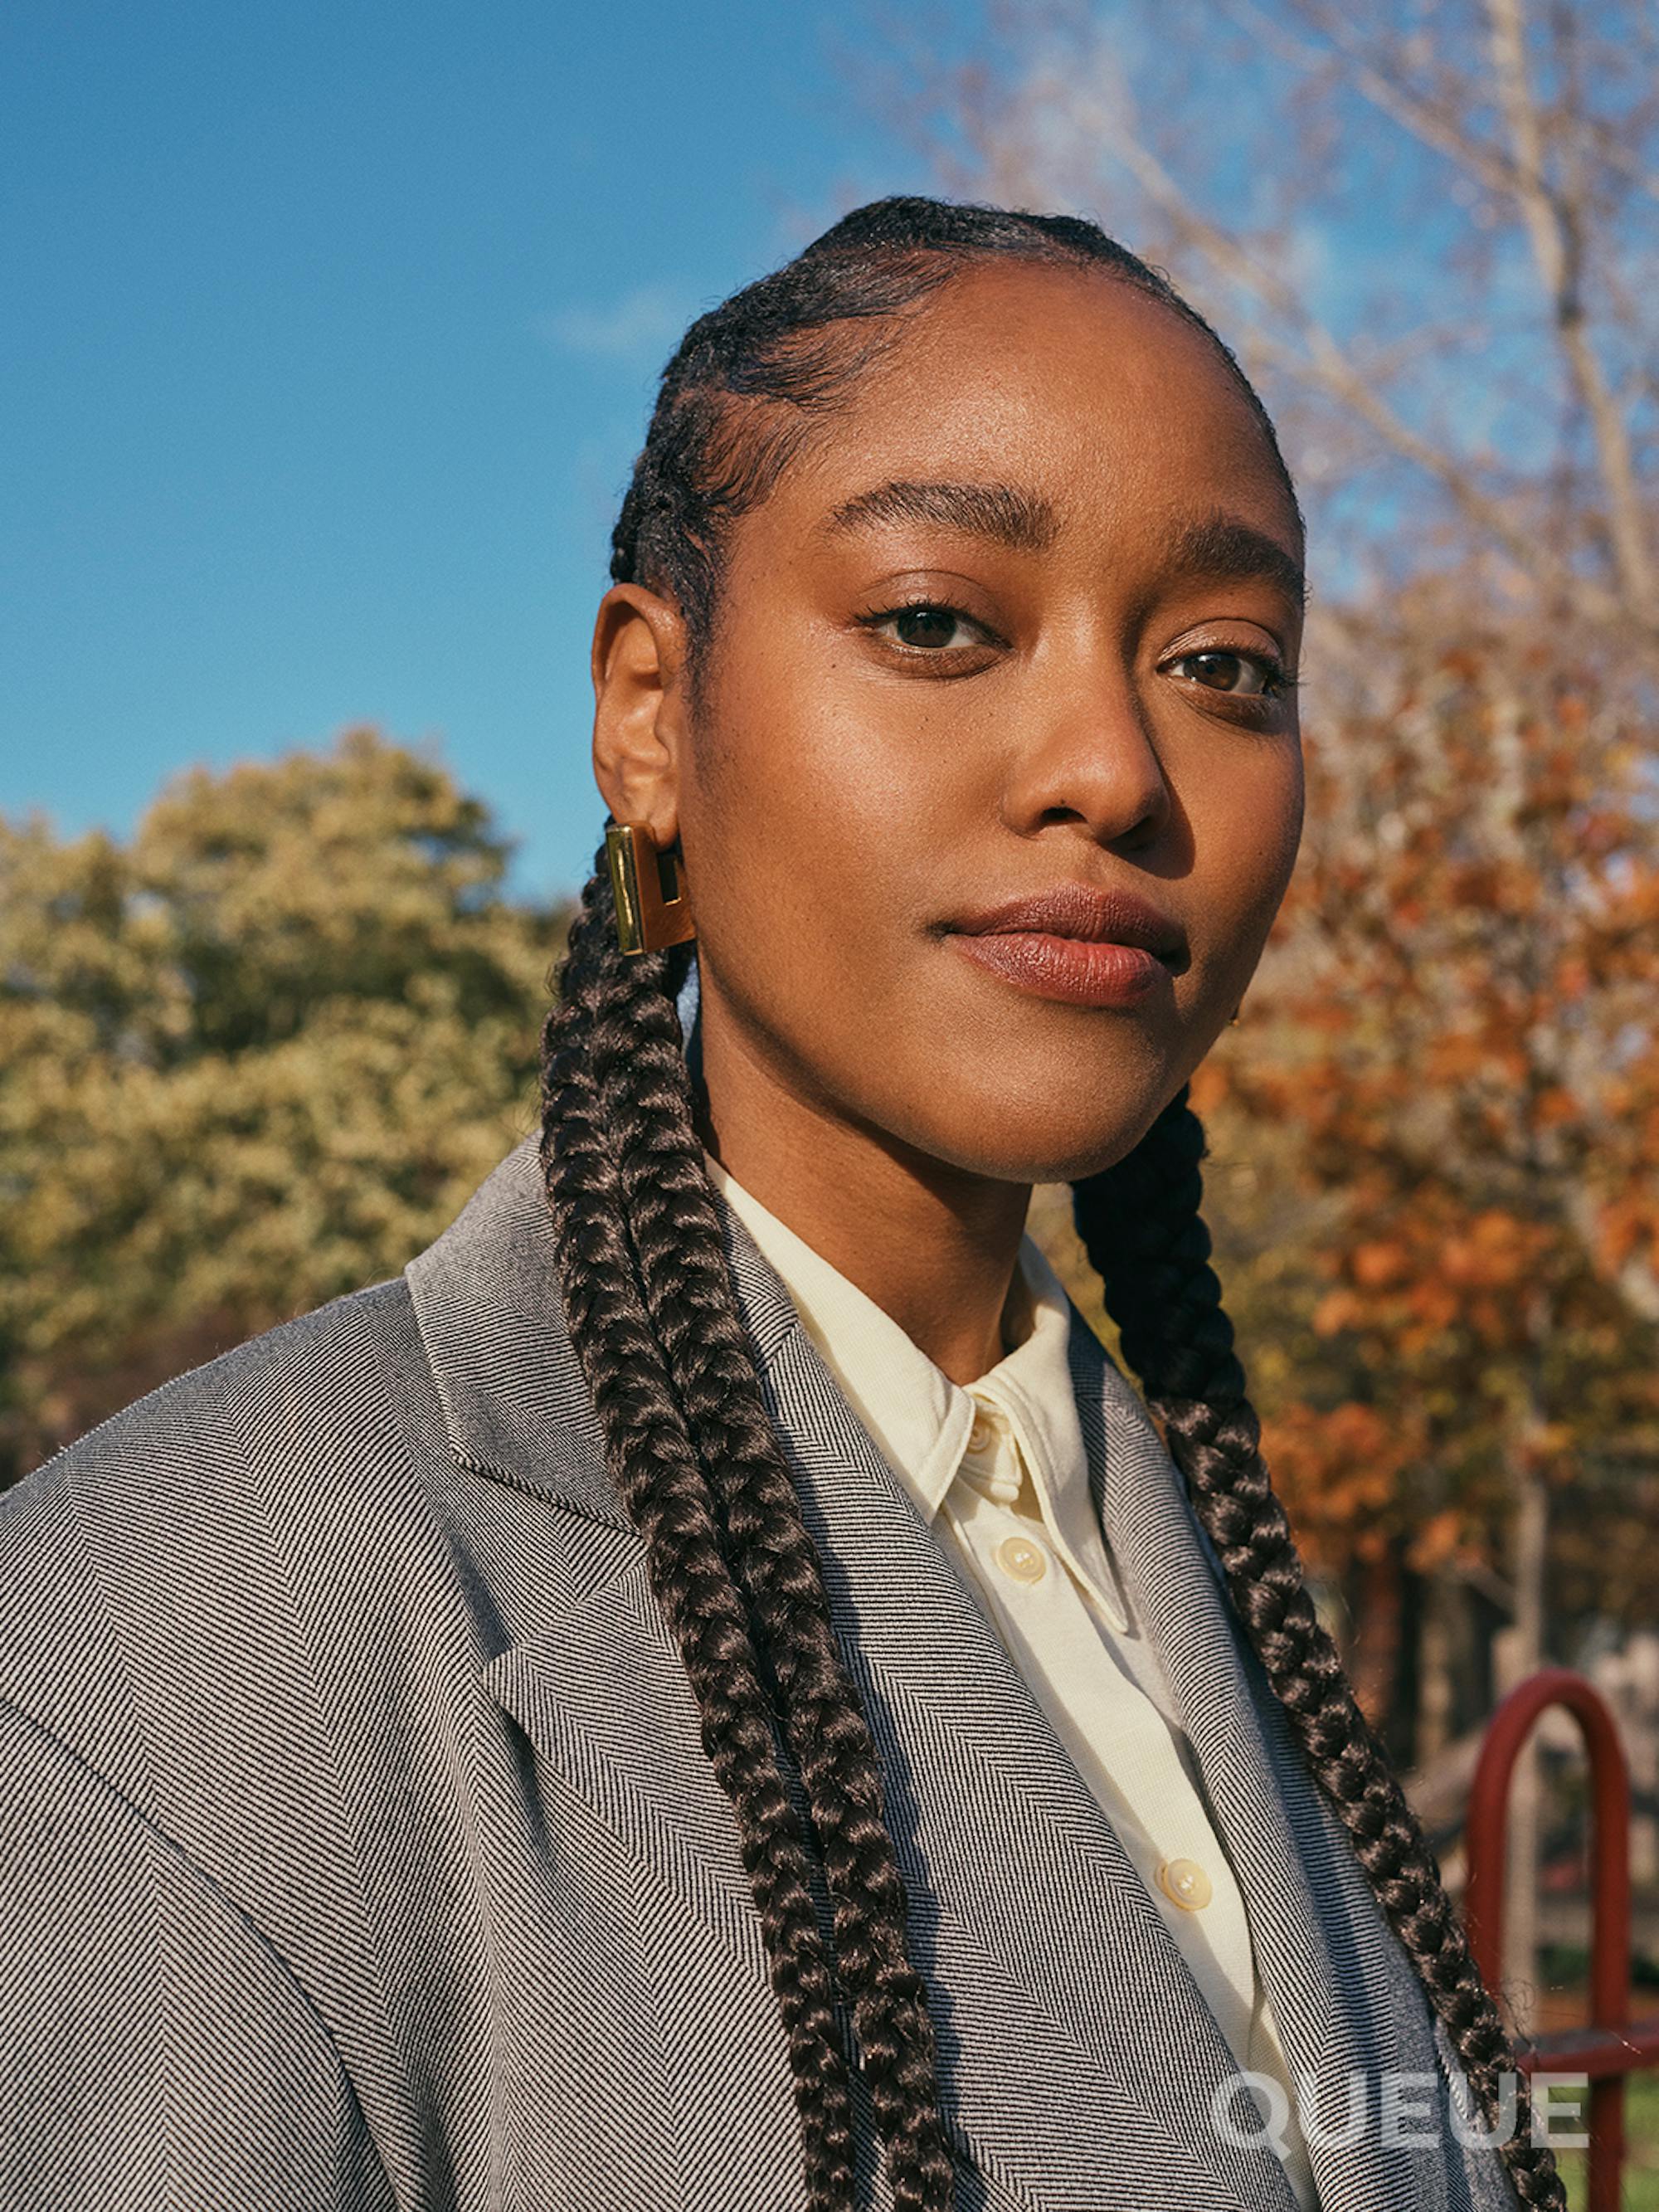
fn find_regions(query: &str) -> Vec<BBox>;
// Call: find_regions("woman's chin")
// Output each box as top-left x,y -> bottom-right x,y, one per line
895,1093 -> 1174,1191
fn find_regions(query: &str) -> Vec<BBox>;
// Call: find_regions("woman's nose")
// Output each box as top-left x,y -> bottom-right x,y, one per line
996,659 -> 1172,848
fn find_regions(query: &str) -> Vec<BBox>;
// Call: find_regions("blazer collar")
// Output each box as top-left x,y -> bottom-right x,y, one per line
403,1135 -> 623,1527
703,1142 -> 1097,1566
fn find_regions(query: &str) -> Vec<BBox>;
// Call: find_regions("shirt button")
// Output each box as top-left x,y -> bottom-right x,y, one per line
1157,1858 -> 1213,1911
967,1410 -> 994,1454
994,1533 -> 1048,1584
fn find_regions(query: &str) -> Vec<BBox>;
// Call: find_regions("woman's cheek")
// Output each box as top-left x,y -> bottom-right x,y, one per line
1196,751 -> 1301,923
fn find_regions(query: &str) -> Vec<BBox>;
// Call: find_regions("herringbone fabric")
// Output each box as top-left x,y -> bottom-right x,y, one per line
0,1138 -> 1520,2210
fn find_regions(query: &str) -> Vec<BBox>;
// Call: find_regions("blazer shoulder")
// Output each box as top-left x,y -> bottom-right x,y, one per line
0,1272 -> 426,1537
0,1275 -> 446,1776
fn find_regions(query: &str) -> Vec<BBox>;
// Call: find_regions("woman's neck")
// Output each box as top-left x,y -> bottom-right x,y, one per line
695,1034 -> 1033,1387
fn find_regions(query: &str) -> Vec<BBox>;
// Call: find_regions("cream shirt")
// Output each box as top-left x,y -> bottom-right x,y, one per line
706,1151 -> 1318,2211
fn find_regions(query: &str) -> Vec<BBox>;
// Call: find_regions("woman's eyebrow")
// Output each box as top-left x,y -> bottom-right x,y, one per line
818,478 -> 1062,553
1166,512 -> 1307,611
816,485 -> 1305,607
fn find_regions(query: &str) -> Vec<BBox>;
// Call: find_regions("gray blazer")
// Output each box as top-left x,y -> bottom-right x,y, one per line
0,1138 -> 1519,2211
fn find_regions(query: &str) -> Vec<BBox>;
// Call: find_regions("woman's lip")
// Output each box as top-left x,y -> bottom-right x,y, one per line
946,929 -> 1170,1007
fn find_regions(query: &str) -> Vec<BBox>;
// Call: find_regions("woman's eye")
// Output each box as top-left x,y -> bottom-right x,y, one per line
1165,649 -> 1288,699
865,602 -> 987,651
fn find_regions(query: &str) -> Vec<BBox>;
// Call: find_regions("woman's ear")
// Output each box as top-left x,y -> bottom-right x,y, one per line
591,582 -> 691,846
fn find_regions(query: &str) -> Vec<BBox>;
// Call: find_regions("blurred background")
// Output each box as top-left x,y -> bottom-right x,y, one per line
6,2 -> 1657,2194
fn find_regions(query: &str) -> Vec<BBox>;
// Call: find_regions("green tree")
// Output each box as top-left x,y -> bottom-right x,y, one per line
0,728 -> 567,1484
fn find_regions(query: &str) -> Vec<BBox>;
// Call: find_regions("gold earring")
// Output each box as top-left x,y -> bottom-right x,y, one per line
606,821 -> 696,956
1228,1006 -> 1242,1026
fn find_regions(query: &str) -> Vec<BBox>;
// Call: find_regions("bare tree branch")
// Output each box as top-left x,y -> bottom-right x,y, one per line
902,0 -> 1659,650
1482,0 -> 1657,608
1034,57 -> 1631,623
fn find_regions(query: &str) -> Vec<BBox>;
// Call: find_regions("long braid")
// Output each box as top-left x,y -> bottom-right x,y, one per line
1072,1086 -> 1565,2210
587,867 -> 955,2212
538,861 -> 858,2211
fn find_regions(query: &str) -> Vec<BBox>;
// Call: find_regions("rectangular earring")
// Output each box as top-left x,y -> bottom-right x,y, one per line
606,821 -> 697,956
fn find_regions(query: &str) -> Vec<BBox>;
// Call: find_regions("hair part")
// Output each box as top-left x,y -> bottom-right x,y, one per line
542,194 -> 1559,2211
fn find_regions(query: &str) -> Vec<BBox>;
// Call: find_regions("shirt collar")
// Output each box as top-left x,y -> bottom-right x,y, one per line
969,1238 -> 1133,1631
701,1149 -> 1132,1634
701,1148 -> 968,1507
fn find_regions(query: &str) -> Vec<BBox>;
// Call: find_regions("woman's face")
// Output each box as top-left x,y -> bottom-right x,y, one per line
601,260 -> 1306,1187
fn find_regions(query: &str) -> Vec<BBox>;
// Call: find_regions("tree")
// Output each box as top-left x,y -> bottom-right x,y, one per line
0,729 -> 566,1484
1209,614 -> 1659,1591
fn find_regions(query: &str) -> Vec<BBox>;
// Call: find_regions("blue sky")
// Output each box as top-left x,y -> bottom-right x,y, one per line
3,5 -> 1504,905
2,2 -> 931,899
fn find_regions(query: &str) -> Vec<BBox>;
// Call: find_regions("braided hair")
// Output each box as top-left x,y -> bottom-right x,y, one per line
538,196 -> 1562,2211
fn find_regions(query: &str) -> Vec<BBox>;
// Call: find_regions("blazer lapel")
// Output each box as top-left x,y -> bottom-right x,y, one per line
1078,1324 -> 1460,2212
407,1141 -> 1308,2210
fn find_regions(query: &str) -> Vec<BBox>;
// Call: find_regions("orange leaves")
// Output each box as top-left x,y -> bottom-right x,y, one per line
1188,1058 -> 1230,1118
1312,1287 -> 1365,1336
1397,1289 -> 1462,1355
1423,1032 -> 1525,1087
1437,1210 -> 1553,1289
1594,1191 -> 1659,1280
1316,1208 -> 1555,1354
1535,1084 -> 1580,1126
1214,612 -> 1659,1596
1406,1511 -> 1465,1572
1262,1399 -> 1427,1569
1350,1239 -> 1413,1289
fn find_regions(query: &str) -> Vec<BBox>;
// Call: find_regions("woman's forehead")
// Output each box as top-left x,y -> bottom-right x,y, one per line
757,262 -> 1297,535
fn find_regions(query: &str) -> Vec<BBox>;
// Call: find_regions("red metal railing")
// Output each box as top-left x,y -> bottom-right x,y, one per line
1465,1669 -> 1659,2211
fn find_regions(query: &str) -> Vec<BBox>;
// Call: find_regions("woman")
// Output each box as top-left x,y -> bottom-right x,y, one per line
0,197 -> 1558,2211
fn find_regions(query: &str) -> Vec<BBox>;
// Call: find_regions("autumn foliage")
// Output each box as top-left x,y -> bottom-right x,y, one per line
1192,614 -> 1659,1615
0,729 -> 565,1484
